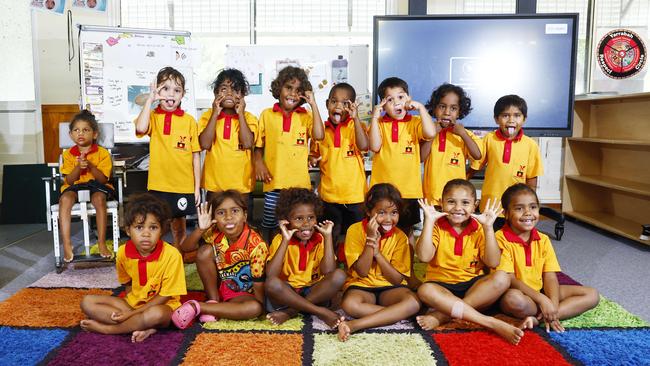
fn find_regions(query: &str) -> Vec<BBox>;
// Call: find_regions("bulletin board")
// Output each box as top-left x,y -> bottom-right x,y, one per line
78,25 -> 199,143
224,45 -> 370,120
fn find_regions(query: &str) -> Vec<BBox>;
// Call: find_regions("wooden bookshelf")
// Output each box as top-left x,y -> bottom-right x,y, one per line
563,93 -> 650,245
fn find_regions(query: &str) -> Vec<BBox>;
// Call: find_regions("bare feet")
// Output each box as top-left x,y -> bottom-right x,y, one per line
320,311 -> 344,329
267,310 -> 292,325
416,311 -> 450,330
490,319 -> 525,345
337,320 -> 352,341
519,316 -> 538,330
80,319 -> 109,334
98,243 -> 112,258
63,244 -> 74,262
131,328 -> 157,342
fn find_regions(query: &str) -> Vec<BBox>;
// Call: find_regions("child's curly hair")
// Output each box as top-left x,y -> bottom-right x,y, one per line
211,68 -> 249,96
70,109 -> 100,137
441,179 -> 477,201
157,66 -> 186,91
275,188 -> 323,221
425,83 -> 472,120
501,183 -> 539,211
123,193 -> 171,234
365,183 -> 404,216
270,66 -> 312,100
209,189 -> 248,215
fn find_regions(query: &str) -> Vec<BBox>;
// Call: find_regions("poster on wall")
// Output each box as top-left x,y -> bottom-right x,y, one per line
595,28 -> 647,79
30,0 -> 66,15
72,0 -> 107,12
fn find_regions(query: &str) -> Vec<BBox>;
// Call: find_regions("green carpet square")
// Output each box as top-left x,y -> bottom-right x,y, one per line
185,264 -> 204,291
312,333 -> 436,365
202,315 -> 304,331
562,296 -> 648,328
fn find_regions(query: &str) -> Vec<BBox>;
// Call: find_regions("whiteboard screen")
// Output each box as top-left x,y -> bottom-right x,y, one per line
79,26 -> 198,143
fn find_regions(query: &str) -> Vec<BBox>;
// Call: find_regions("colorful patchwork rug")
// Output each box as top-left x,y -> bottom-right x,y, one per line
0,262 -> 648,365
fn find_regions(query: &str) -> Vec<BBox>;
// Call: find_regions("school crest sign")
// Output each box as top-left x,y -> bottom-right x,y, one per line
596,29 -> 647,79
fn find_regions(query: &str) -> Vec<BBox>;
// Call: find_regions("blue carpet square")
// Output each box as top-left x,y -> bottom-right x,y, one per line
550,329 -> 650,366
0,327 -> 68,365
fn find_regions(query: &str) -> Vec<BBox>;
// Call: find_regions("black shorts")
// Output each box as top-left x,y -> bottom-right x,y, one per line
149,190 -> 197,218
345,285 -> 408,297
264,284 -> 330,313
397,198 -> 421,231
62,180 -> 115,200
322,201 -> 364,239
430,275 -> 485,299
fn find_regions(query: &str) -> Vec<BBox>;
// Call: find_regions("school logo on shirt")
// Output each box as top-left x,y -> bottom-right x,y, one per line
516,165 -> 526,178
404,140 -> 414,154
176,136 -> 187,150
296,132 -> 306,146
346,144 -> 355,157
237,143 -> 244,151
470,258 -> 479,269
146,283 -> 160,299
449,152 -> 461,166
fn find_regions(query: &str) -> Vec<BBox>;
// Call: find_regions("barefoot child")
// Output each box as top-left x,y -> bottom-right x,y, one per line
172,190 -> 268,328
338,183 -> 421,341
264,188 -> 346,328
415,179 -> 524,345
80,193 -> 187,342
59,109 -> 115,261
497,183 -> 599,332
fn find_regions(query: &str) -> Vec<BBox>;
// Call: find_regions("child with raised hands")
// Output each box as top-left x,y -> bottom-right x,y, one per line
264,188 -> 346,329
415,179 -> 524,345
337,183 -> 421,342
497,183 -> 599,333
171,190 -> 268,329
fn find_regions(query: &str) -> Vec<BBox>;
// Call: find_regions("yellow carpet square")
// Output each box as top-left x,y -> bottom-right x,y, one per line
202,315 -> 304,331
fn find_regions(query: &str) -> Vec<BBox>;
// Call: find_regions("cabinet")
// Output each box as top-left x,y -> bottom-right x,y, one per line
563,93 -> 650,245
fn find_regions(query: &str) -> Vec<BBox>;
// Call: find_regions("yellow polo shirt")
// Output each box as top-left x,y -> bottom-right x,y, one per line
268,233 -> 325,288
60,144 -> 113,192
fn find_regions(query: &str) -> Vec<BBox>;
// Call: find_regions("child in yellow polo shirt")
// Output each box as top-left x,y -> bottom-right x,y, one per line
264,188 -> 346,329
80,193 -> 187,342
254,66 -> 325,240
198,69 -> 257,204
135,67 -> 201,251
368,77 -> 436,235
469,95 -> 543,219
59,110 -> 115,261
416,179 -> 524,345
497,184 -> 599,332
421,83 -> 481,206
310,82 -> 369,247
338,183 -> 421,342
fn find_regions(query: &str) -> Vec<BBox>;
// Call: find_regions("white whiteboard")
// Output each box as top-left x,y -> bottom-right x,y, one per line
78,25 -> 199,143
224,45 -> 370,118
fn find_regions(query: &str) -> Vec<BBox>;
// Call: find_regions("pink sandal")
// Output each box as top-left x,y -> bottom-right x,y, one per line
172,300 -> 200,329
199,300 -> 219,323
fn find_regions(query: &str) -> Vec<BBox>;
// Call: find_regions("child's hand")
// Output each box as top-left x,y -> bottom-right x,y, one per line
212,94 -> 224,115
345,100 -> 360,120
302,90 -> 316,106
372,99 -> 387,119
451,121 -> 467,136
308,155 -> 321,168
536,295 -> 561,332
406,99 -> 424,111
365,214 -> 380,242
194,189 -> 201,208
279,219 -> 297,242
254,160 -> 273,183
471,198 -> 503,227
197,202 -> 216,231
110,310 -> 133,323
235,97 -> 246,115
148,80 -> 164,104
315,220 -> 334,236
77,153 -> 89,170
417,198 -> 448,222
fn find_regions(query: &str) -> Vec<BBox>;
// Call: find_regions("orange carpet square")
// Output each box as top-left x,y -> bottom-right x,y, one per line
182,332 -> 303,366
0,288 -> 111,327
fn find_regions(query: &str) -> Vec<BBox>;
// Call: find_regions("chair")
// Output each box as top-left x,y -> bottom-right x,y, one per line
43,122 -> 125,272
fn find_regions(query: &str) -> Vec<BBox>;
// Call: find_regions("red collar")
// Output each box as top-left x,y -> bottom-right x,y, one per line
288,232 -> 323,271
214,224 -> 251,262
217,111 -> 239,140
273,103 -> 307,133
437,217 -> 479,256
325,117 -> 352,148
154,106 -> 185,135
361,218 -> 396,242
437,127 -> 454,152
69,143 -> 98,157
495,129 -> 523,163
501,224 -> 540,267
125,239 -> 164,286
381,114 -> 412,142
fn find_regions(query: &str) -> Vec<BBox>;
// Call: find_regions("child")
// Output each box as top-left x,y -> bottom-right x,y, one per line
415,179 -> 524,344
309,82 -> 368,246
421,83 -> 481,206
497,184 -> 599,332
59,109 -> 115,261
198,69 -> 257,204
135,66 -> 201,251
264,188 -> 346,328
338,183 -> 421,341
80,193 -> 187,342
254,66 -> 325,239
469,95 -> 543,214
172,190 -> 268,327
